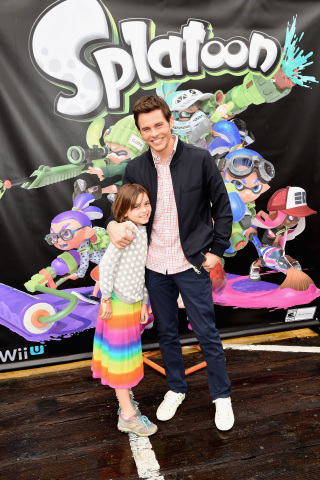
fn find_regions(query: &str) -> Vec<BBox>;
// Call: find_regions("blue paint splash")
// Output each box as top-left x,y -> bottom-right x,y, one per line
281,15 -> 318,88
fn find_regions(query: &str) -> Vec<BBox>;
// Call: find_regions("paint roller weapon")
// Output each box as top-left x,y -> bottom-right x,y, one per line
0,144 -> 110,199
23,250 -> 82,325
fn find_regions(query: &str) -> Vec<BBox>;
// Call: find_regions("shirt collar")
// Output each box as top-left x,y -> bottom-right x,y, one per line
151,135 -> 178,166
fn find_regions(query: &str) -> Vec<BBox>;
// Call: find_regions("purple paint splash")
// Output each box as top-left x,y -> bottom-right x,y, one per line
0,284 -> 155,342
0,284 -> 99,342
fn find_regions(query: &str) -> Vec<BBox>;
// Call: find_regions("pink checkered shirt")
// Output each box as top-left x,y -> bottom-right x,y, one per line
146,135 -> 191,274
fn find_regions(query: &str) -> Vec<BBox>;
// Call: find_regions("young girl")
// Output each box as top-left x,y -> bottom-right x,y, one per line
91,183 -> 157,437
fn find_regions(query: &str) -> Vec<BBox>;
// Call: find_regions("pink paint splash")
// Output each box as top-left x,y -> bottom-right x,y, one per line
213,273 -> 320,309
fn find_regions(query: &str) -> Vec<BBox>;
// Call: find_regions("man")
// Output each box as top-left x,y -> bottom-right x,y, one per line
107,95 -> 234,431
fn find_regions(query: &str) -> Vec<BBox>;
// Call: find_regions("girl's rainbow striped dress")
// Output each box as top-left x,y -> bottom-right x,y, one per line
92,294 -> 143,388
91,222 -> 148,389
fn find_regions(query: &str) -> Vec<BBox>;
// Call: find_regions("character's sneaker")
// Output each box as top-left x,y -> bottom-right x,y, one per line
291,260 -> 302,270
87,185 -> 102,200
213,397 -> 234,431
118,412 -> 158,437
249,262 -> 261,282
72,179 -> 87,201
71,291 -> 100,305
156,391 -> 185,421
107,193 -> 117,204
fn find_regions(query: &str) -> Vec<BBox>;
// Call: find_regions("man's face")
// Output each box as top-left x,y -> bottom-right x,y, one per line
105,142 -> 131,164
138,109 -> 174,157
224,169 -> 270,204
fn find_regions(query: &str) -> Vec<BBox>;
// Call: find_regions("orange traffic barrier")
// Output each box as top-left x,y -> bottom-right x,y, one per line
142,345 -> 208,376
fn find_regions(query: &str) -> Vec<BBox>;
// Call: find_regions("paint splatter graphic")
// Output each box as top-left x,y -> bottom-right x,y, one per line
213,273 -> 320,310
282,15 -> 318,88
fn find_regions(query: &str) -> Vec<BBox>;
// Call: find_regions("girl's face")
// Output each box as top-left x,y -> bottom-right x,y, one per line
126,193 -> 151,226
50,218 -> 89,250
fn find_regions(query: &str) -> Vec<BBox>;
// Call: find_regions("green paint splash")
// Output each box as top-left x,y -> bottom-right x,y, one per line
282,15 -> 318,88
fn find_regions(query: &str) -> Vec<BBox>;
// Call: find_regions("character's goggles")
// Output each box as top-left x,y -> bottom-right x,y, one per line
172,101 -> 202,121
174,110 -> 193,121
226,155 -> 275,182
45,226 -> 86,245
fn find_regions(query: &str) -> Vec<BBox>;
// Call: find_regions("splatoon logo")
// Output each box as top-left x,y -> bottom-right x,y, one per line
29,0 -> 282,119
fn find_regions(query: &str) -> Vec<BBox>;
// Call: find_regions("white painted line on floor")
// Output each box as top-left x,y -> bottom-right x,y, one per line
128,432 -> 164,480
223,344 -> 320,354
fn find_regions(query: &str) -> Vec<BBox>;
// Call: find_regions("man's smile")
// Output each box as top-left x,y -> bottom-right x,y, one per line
151,136 -> 164,145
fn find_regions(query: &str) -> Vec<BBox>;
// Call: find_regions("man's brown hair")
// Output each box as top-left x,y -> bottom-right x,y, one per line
133,95 -> 172,129
112,183 -> 150,223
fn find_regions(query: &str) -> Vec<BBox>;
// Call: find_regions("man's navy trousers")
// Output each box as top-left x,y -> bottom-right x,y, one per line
145,267 -> 231,400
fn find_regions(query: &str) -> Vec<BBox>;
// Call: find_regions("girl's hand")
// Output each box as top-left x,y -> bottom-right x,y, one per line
100,301 -> 112,320
140,304 -> 149,324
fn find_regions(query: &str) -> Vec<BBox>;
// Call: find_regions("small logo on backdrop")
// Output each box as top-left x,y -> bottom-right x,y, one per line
0,345 -> 45,363
285,306 -> 317,322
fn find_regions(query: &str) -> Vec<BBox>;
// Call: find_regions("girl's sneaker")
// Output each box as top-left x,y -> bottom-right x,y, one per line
118,412 -> 158,436
117,399 -> 140,416
117,390 -> 140,416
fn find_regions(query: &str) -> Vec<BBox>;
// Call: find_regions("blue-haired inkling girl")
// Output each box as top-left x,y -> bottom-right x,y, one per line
45,193 -> 109,303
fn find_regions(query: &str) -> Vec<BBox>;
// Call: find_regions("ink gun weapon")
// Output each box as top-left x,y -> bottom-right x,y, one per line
0,144 -> 110,199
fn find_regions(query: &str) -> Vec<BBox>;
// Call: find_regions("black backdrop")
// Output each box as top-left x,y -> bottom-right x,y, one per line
0,0 -> 319,371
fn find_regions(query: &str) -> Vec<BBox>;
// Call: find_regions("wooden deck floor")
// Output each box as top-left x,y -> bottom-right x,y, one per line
0,331 -> 319,480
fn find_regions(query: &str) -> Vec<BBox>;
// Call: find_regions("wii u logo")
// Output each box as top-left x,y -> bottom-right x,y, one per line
0,345 -> 45,363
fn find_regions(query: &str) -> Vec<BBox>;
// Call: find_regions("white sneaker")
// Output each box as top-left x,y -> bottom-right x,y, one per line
291,260 -> 302,270
249,262 -> 261,282
213,397 -> 234,431
156,391 -> 185,421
